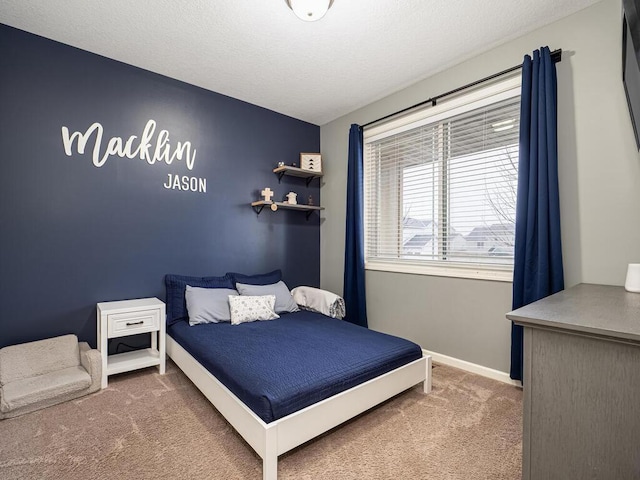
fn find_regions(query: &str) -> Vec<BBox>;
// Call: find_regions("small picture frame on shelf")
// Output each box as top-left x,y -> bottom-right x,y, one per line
300,153 -> 322,173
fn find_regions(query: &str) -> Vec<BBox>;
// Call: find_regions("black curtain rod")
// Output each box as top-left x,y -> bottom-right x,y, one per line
361,48 -> 562,129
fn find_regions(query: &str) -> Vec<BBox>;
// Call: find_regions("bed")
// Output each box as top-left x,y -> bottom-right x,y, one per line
164,272 -> 432,480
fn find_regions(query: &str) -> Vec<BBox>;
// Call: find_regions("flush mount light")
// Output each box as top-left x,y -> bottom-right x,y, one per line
286,0 -> 334,22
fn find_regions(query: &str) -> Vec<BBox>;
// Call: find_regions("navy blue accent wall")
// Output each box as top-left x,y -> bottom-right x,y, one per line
0,25 -> 320,349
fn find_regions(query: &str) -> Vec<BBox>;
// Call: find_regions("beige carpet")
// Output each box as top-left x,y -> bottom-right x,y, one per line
0,361 -> 522,480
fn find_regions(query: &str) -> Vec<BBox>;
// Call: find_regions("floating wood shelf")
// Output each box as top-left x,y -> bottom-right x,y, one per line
273,166 -> 323,186
251,201 -> 324,220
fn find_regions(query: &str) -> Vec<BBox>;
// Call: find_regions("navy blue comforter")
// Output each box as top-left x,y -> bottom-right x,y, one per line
168,310 -> 422,423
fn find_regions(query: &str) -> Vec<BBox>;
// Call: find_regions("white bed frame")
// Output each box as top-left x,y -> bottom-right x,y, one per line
166,335 -> 432,480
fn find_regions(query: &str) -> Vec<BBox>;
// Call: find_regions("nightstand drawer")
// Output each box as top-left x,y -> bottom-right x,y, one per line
107,309 -> 160,338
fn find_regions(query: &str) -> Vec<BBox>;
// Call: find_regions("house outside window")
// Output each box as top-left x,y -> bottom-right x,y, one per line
363,77 -> 521,281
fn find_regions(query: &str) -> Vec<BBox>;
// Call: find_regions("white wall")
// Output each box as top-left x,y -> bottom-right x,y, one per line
319,0 -> 640,373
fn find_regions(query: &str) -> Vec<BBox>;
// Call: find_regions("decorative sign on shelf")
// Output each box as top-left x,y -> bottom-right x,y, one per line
61,119 -> 207,194
300,153 -> 322,172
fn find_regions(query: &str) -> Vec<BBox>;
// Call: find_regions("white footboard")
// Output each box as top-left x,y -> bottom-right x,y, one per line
167,335 -> 432,480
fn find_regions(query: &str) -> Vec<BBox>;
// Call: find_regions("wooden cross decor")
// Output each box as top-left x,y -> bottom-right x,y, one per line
261,187 -> 274,202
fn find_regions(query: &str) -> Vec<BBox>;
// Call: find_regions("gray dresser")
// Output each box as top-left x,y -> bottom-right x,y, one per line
507,283 -> 640,480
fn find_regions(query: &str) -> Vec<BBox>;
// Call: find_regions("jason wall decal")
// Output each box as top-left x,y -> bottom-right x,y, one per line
163,174 -> 207,192
61,119 -> 206,192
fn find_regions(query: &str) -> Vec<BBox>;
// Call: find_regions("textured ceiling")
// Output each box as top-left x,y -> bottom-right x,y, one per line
1,0 -> 600,125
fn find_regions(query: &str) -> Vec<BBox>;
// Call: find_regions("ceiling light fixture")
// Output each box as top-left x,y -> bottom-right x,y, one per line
286,0 -> 334,22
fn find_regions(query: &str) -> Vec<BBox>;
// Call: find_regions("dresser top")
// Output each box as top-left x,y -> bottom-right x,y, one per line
507,283 -> 640,342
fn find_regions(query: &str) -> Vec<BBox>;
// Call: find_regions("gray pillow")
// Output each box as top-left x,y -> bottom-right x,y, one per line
236,281 -> 299,314
185,286 -> 238,325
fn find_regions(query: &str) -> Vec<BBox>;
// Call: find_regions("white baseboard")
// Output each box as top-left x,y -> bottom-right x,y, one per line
422,349 -> 521,387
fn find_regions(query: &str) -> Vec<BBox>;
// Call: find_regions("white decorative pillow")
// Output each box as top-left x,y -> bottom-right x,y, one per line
291,286 -> 346,319
228,295 -> 280,325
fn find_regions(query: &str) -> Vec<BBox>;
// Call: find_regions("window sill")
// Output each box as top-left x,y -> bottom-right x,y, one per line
365,260 -> 513,282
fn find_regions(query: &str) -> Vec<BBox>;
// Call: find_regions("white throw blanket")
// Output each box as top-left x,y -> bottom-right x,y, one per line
291,286 -> 346,319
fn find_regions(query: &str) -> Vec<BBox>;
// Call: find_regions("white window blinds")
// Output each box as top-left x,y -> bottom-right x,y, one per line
363,78 -> 521,277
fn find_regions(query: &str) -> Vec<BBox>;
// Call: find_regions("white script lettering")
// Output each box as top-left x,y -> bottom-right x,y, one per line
61,119 -> 197,170
163,174 -> 206,193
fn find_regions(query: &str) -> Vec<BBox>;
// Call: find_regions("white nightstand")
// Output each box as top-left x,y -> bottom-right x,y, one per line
97,297 -> 166,388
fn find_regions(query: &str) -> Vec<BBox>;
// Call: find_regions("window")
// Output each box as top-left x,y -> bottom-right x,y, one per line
363,77 -> 521,281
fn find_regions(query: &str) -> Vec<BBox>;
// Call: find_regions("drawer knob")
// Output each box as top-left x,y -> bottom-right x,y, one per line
126,320 -> 144,326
